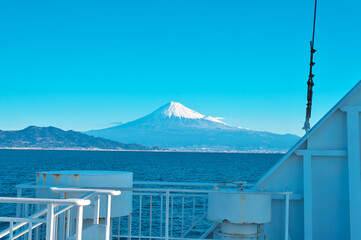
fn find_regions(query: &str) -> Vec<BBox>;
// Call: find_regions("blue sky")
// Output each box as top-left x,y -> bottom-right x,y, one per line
0,0 -> 360,136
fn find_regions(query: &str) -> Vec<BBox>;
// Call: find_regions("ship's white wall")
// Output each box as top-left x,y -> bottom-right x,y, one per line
263,200 -> 304,240
257,153 -> 304,193
258,113 -> 351,239
307,110 -> 347,150
254,81 -> 361,239
311,156 -> 350,239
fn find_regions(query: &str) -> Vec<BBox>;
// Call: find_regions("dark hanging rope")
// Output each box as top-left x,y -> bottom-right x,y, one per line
303,0 -> 318,133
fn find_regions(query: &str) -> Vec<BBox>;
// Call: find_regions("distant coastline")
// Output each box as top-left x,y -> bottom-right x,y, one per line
0,147 -> 285,154
0,126 -> 164,151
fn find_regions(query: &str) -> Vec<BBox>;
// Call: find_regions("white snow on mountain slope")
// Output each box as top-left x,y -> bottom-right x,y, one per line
156,102 -> 228,125
204,116 -> 226,124
160,102 -> 205,119
86,101 -> 300,152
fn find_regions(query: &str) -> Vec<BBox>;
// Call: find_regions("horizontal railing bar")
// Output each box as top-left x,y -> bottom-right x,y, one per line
17,181 -> 255,190
114,235 -> 222,240
134,181 -> 255,188
115,191 -> 301,200
0,197 -> 90,206
49,187 -> 121,196
17,181 -> 254,188
16,183 -> 293,195
0,217 -> 46,223
117,188 -> 293,195
133,192 -> 206,197
134,181 -> 219,187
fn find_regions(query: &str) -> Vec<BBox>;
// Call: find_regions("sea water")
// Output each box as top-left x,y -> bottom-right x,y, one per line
0,149 -> 282,232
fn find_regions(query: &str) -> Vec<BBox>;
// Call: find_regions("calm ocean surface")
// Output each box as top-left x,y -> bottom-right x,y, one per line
0,149 -> 282,217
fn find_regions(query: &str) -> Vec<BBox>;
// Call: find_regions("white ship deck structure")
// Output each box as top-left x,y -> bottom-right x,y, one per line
1,80 -> 361,240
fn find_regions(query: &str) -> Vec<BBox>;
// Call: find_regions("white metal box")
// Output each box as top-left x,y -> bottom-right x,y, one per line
36,170 -> 133,218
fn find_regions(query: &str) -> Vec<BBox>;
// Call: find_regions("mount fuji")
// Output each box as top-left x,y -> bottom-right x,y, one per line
86,102 -> 299,152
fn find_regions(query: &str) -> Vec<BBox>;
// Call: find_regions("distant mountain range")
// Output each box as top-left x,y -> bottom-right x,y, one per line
87,102 -> 300,152
0,126 -> 162,151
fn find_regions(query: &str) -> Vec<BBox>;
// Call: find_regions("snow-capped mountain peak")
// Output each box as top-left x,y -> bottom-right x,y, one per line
86,102 -> 300,152
155,101 -> 230,126
156,101 -> 230,125
160,102 -> 205,119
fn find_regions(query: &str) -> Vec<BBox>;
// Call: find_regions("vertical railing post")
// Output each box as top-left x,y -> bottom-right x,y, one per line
75,206 -> 84,240
35,204 -> 40,240
16,188 -> 22,218
181,196 -> 184,236
24,204 -> 29,218
170,196 -> 174,237
9,221 -> 14,240
54,206 -> 58,240
94,195 -> 100,224
105,194 -> 112,240
59,193 -> 65,240
165,191 -> 169,240
149,195 -> 153,238
192,196 -> 196,226
160,195 -> 163,237
70,208 -> 75,236
46,204 -> 55,240
66,210 -> 71,239
285,193 -> 290,240
28,222 -> 33,240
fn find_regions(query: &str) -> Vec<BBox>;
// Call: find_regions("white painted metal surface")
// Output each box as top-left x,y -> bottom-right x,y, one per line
208,190 -> 271,240
35,170 -> 133,218
0,196 -> 90,240
208,190 -> 271,224
219,222 -> 258,240
255,80 -> 361,240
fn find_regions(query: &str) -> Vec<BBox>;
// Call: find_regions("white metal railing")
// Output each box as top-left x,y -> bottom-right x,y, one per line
109,188 -> 209,240
49,187 -> 121,240
112,182 -> 296,240
9,181 -> 299,240
0,197 -> 90,240
3,185 -> 120,240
